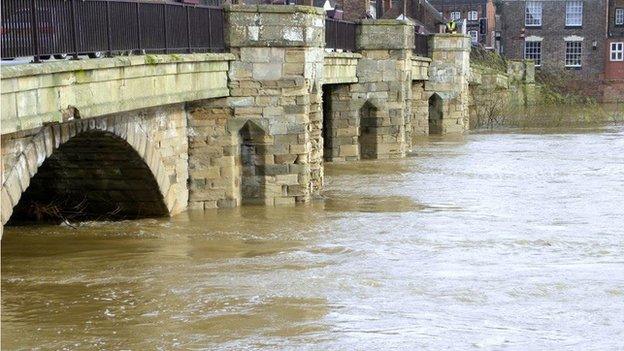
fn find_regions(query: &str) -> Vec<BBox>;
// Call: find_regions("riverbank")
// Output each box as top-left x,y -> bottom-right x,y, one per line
468,47 -> 624,130
470,102 -> 624,130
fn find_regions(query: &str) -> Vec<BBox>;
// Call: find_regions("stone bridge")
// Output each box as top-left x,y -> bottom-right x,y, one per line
1,5 -> 471,230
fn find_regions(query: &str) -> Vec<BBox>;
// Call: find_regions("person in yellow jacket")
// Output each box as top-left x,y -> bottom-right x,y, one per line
446,19 -> 457,34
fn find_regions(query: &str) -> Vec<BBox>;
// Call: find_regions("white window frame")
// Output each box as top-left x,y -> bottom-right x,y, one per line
469,30 -> 479,44
450,11 -> 461,21
565,1 -> 583,27
525,1 -> 542,27
616,9 -> 624,25
565,40 -> 582,68
468,10 -> 478,21
611,42 -> 624,61
524,40 -> 542,67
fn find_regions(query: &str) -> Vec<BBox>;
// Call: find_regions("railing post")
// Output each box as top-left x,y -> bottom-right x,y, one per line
29,0 -> 41,63
136,2 -> 142,54
163,4 -> 168,53
69,0 -> 79,60
334,21 -> 338,52
186,6 -> 191,53
106,1 -> 112,56
207,8 -> 213,52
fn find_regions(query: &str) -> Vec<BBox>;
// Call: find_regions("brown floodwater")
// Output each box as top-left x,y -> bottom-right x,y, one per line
2,125 -> 624,350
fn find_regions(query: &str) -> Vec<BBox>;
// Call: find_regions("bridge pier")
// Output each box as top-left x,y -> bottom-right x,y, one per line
425,34 -> 472,134
186,5 -> 326,210
321,20 -> 415,161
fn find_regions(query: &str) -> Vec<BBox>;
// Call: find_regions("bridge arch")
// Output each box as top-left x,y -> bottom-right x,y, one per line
1,116 -> 177,225
359,100 -> 381,160
428,93 -> 444,134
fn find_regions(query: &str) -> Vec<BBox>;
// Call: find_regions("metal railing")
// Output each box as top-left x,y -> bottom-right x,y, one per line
1,0 -> 225,62
325,18 -> 356,52
414,33 -> 429,57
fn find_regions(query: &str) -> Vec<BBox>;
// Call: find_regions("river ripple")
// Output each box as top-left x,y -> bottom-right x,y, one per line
3,125 -> 624,350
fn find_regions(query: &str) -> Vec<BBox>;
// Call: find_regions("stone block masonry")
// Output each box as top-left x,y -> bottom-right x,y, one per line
425,34 -> 472,134
322,20 -> 416,161
468,59 -> 538,128
187,5 -> 326,210
1,4 -> 480,231
1,104 -> 189,227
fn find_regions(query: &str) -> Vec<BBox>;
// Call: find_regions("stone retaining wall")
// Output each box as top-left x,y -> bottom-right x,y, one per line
468,59 -> 538,128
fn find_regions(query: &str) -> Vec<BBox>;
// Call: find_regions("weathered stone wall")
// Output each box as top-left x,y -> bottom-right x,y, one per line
324,52 -> 360,85
356,20 -> 414,158
425,34 -> 472,134
186,5 -> 326,209
0,54 -> 232,135
322,83 -> 358,162
322,20 -> 415,161
468,59 -> 538,128
411,81 -> 429,135
410,57 -> 431,137
411,56 -> 431,81
1,104 -> 189,226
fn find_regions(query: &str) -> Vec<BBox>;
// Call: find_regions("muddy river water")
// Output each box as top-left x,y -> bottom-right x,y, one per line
2,125 -> 624,350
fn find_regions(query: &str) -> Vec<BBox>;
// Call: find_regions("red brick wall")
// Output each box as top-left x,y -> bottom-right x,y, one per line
605,40 -> 624,80
337,0 -> 368,20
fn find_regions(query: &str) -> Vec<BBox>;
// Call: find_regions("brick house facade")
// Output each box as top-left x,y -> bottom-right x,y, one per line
329,0 -> 445,32
605,0 -> 624,101
429,0 -> 497,47
498,0 -> 608,82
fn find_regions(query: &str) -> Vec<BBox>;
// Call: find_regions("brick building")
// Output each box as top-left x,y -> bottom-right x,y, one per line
498,0 -> 608,82
329,0 -> 445,32
429,0 -> 497,47
605,0 -> 624,101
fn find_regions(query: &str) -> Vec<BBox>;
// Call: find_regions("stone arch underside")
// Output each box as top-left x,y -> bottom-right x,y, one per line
1,116 -> 177,225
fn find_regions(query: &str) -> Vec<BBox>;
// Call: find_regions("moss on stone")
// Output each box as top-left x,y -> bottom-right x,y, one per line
144,55 -> 159,65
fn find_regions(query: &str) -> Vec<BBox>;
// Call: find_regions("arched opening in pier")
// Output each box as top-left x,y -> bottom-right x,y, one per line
238,121 -> 269,205
359,101 -> 378,160
428,93 -> 444,134
322,85 -> 333,161
7,131 -> 168,225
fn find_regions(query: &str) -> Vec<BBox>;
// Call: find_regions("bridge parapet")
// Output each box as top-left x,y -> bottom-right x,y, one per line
412,56 -> 431,81
1,54 -> 234,135
323,52 -> 361,85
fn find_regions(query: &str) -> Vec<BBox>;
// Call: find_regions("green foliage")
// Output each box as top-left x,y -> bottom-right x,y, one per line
535,70 -> 598,105
470,46 -> 508,72
144,54 -> 159,65
169,54 -> 183,61
468,47 -> 618,130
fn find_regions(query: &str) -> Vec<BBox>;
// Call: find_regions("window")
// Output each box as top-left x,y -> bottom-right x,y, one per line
616,9 -> 624,25
468,10 -> 478,21
611,42 -> 624,61
565,41 -> 582,67
450,11 -> 461,21
524,41 -> 541,66
565,1 -> 583,27
469,30 -> 479,44
525,1 -> 542,27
